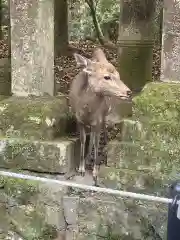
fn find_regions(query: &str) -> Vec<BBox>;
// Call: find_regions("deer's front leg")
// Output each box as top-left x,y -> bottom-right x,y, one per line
86,130 -> 95,166
103,121 -> 108,166
79,124 -> 86,177
92,129 -> 100,186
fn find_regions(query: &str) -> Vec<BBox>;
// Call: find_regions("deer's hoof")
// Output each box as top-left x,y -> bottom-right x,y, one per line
64,170 -> 76,180
80,171 -> 85,177
78,166 -> 85,177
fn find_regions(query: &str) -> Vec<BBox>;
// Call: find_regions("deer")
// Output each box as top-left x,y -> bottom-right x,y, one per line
69,48 -> 132,186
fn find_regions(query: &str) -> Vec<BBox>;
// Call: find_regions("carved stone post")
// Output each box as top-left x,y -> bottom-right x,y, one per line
118,0 -> 156,92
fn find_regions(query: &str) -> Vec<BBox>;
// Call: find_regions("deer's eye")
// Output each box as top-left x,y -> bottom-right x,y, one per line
104,75 -> 111,80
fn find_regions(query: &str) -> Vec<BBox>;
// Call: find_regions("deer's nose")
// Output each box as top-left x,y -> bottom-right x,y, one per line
127,90 -> 132,97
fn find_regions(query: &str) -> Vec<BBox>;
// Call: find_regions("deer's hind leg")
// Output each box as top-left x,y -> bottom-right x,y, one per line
78,123 -> 86,177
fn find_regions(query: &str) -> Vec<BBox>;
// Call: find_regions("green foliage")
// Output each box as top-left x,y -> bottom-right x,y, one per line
69,0 -> 119,40
0,175 -> 38,204
131,83 -> 180,177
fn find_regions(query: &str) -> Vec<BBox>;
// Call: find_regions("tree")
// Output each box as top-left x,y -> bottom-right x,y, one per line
85,0 -> 117,49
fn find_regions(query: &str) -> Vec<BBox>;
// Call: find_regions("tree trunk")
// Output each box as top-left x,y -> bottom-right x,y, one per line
86,0 -> 104,45
86,0 -> 116,49
118,0 -> 157,92
54,0 -> 68,56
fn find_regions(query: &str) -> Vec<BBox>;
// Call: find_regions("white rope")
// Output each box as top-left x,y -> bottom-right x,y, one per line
0,170 -> 173,204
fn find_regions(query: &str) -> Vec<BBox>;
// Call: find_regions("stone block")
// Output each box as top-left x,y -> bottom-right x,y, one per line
63,196 -> 79,226
75,195 -> 167,239
65,227 -> 79,240
0,172 -> 67,239
106,139 -> 177,175
0,137 -> 80,174
0,96 -> 70,140
106,140 -> 150,170
98,166 -> 166,195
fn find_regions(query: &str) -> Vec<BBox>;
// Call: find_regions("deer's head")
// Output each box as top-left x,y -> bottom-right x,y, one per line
74,50 -> 132,100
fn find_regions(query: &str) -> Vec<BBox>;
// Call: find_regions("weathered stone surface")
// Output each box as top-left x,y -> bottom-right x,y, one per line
0,173 -> 67,239
10,0 -> 54,96
63,196 -> 79,240
74,194 -> 167,239
161,0 -> 180,81
0,137 -> 80,174
63,196 -> 79,225
0,96 -> 70,140
106,141 -> 149,170
106,140 -> 180,181
65,172 -> 167,240
99,166 -> 166,195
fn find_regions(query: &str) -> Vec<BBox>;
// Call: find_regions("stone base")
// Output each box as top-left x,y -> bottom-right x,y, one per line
0,95 -> 71,140
0,137 -> 80,174
0,172 -> 67,239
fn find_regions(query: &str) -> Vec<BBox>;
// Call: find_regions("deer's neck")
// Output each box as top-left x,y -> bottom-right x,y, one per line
85,86 -> 112,115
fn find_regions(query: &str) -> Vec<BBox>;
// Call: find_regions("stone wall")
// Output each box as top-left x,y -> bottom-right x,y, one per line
0,82 -> 180,239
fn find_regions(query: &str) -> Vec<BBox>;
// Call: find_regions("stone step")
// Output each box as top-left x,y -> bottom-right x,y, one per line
106,140 -> 170,172
98,166 -> 170,196
0,137 -> 80,174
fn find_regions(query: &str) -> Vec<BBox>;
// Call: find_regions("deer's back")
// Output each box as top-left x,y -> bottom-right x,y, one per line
69,72 -> 111,126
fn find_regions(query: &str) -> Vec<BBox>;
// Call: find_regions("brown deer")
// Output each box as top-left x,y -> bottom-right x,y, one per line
69,48 -> 132,185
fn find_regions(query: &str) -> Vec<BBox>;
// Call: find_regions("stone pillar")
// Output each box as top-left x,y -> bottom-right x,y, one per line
118,0 -> 156,92
160,0 -> 180,82
10,0 -> 54,96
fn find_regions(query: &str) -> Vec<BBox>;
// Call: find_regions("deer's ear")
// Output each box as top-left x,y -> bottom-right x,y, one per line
74,53 -> 92,67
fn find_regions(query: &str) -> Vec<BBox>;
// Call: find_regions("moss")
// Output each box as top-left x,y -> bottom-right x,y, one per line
0,175 -> 38,204
112,82 -> 180,184
99,166 -> 165,195
38,224 -> 58,240
0,95 -> 70,140
133,83 -> 180,157
9,204 -> 58,239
